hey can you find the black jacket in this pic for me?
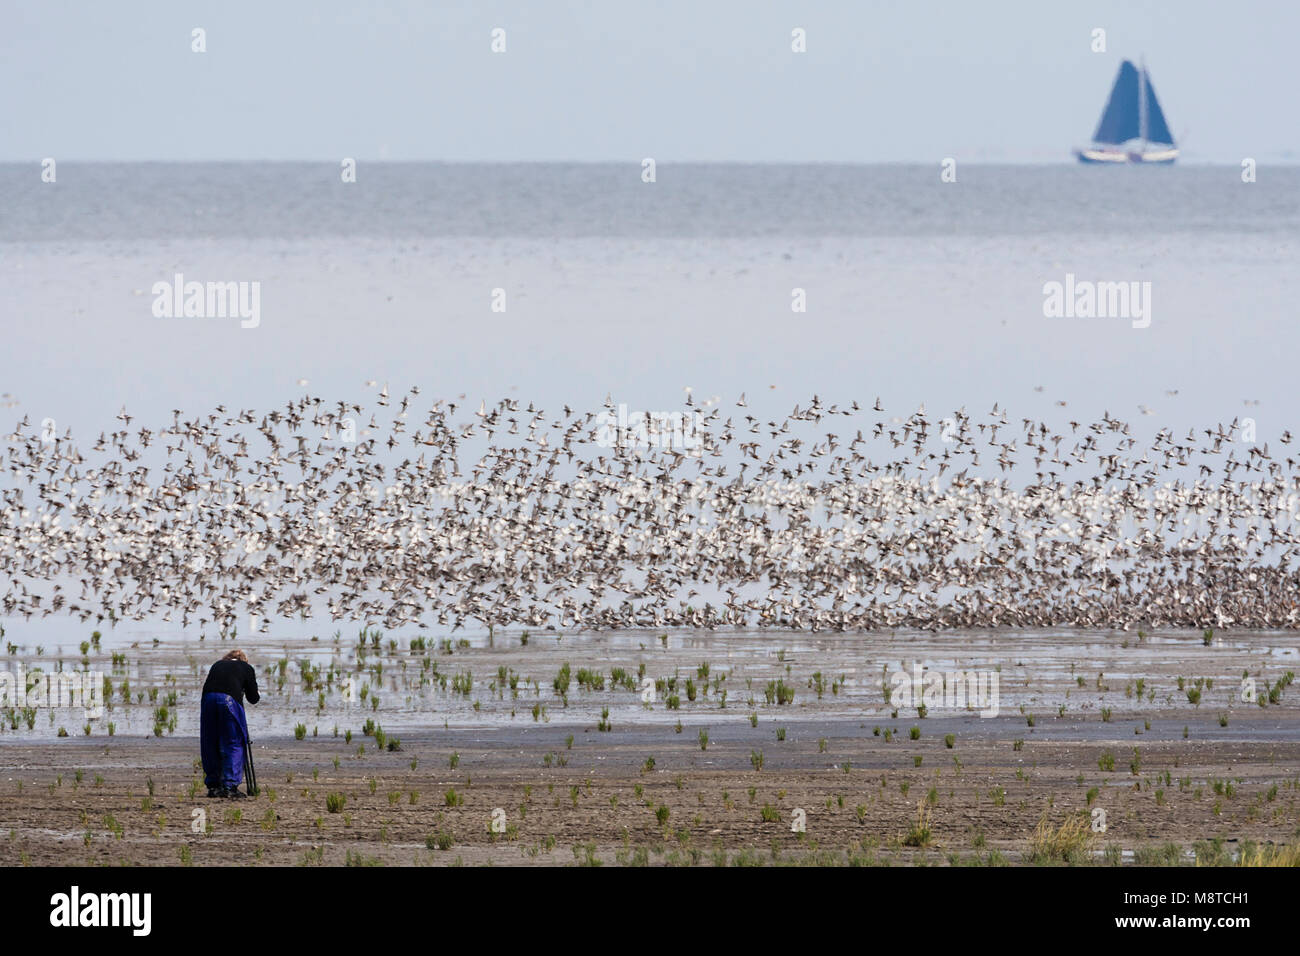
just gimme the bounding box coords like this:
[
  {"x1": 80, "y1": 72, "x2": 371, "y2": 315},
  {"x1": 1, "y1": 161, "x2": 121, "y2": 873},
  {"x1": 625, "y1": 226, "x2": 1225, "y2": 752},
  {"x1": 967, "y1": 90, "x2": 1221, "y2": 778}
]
[{"x1": 202, "y1": 659, "x2": 260, "y2": 705}]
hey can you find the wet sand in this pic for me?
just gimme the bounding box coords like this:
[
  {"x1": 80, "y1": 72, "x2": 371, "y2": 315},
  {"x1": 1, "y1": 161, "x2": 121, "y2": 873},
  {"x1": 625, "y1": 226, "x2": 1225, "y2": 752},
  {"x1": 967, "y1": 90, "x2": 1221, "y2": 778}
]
[{"x1": 2, "y1": 627, "x2": 1298, "y2": 865}]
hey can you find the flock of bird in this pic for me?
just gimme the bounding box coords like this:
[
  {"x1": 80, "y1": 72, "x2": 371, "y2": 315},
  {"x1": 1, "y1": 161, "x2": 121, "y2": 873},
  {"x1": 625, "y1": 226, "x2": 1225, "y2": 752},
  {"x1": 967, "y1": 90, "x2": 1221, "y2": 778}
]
[{"x1": 2, "y1": 387, "x2": 1299, "y2": 634}]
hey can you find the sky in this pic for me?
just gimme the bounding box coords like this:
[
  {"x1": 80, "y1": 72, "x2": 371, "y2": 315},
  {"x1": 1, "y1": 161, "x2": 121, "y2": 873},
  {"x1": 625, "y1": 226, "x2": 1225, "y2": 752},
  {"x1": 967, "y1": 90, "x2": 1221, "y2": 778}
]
[{"x1": 1, "y1": 0, "x2": 1295, "y2": 163}]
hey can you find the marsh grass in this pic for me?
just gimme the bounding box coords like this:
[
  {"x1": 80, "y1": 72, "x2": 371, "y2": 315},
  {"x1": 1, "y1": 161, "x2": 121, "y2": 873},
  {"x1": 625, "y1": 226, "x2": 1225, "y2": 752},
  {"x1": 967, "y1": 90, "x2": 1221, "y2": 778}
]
[
  {"x1": 902, "y1": 801, "x2": 932, "y2": 847},
  {"x1": 1026, "y1": 812, "x2": 1095, "y2": 865},
  {"x1": 1231, "y1": 841, "x2": 1300, "y2": 866},
  {"x1": 764, "y1": 679, "x2": 795, "y2": 706},
  {"x1": 1133, "y1": 842, "x2": 1184, "y2": 866}
]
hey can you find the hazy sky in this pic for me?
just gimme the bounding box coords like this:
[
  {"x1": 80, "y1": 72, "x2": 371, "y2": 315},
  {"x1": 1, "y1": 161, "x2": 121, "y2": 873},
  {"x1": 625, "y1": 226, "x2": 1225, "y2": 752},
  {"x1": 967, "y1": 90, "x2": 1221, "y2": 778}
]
[{"x1": 2, "y1": 0, "x2": 1294, "y2": 163}]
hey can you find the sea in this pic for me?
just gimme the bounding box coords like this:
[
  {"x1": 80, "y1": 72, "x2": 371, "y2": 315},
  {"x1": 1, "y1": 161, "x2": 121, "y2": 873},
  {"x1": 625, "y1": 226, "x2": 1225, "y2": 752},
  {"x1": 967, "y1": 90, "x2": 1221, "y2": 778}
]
[{"x1": 1, "y1": 161, "x2": 1298, "y2": 649}]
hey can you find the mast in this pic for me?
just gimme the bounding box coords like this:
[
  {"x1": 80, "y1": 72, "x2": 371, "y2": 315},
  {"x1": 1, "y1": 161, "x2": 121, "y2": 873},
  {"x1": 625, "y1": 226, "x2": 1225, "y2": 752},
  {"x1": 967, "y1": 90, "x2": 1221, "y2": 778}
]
[{"x1": 1138, "y1": 55, "x2": 1148, "y2": 149}]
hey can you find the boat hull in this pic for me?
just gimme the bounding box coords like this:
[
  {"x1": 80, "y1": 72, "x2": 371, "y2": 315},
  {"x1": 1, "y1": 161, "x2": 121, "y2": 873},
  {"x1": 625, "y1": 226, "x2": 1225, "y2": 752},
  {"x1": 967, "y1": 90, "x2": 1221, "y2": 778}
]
[{"x1": 1075, "y1": 146, "x2": 1178, "y2": 165}]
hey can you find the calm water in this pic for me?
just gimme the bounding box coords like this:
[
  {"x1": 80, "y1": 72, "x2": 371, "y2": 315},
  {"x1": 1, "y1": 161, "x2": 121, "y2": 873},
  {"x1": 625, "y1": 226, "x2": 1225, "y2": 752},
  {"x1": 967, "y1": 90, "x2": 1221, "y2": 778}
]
[
  {"x1": 2, "y1": 162, "x2": 1297, "y2": 240},
  {"x1": 2, "y1": 163, "x2": 1295, "y2": 440}
]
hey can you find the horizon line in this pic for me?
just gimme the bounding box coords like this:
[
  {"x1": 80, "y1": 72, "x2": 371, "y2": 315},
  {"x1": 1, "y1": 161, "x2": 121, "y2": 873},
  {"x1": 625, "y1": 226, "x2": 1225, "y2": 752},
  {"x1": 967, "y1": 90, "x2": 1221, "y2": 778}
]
[{"x1": 4, "y1": 157, "x2": 1297, "y2": 167}]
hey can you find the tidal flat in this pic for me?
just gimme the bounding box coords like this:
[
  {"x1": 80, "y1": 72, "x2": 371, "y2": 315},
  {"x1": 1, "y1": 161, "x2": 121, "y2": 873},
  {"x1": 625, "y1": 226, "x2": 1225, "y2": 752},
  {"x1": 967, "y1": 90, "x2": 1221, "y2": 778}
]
[{"x1": 2, "y1": 626, "x2": 1298, "y2": 866}]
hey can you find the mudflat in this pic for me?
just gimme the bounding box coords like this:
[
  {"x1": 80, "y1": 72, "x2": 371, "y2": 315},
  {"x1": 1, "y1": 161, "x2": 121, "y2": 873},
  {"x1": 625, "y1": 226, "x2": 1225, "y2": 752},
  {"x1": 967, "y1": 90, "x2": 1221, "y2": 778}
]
[{"x1": 2, "y1": 627, "x2": 1298, "y2": 866}]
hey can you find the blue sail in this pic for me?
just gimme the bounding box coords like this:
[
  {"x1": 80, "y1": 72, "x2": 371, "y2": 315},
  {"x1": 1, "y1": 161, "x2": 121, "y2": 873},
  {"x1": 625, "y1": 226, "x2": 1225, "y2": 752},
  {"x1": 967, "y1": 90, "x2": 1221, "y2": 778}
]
[
  {"x1": 1091, "y1": 61, "x2": 1141, "y2": 144},
  {"x1": 1090, "y1": 60, "x2": 1175, "y2": 147},
  {"x1": 1142, "y1": 70, "x2": 1174, "y2": 145}
]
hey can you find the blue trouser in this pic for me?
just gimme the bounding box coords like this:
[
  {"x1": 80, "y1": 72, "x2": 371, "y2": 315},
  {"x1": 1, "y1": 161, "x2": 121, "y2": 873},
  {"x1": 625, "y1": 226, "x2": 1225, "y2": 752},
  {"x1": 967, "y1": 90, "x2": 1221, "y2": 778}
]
[{"x1": 200, "y1": 692, "x2": 249, "y2": 790}]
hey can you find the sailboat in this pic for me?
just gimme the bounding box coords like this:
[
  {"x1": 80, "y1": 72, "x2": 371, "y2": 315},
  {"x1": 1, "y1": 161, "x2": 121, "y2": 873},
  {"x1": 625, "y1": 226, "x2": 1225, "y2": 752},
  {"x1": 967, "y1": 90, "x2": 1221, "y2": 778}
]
[{"x1": 1075, "y1": 59, "x2": 1178, "y2": 164}]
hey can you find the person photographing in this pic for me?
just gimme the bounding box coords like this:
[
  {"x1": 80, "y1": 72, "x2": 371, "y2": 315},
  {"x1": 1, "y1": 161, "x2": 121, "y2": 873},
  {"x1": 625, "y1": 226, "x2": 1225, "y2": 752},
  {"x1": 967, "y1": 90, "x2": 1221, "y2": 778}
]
[{"x1": 200, "y1": 649, "x2": 260, "y2": 798}]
